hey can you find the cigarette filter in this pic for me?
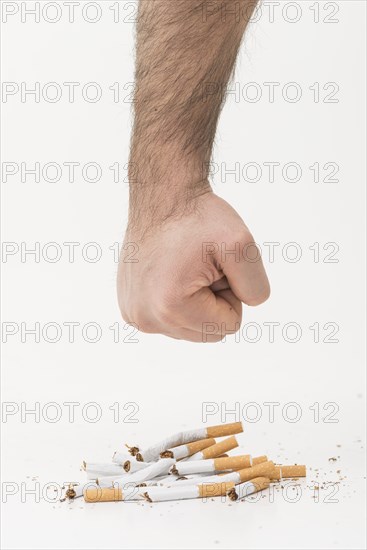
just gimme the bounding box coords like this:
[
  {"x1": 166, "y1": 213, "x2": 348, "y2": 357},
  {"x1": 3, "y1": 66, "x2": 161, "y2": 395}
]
[
  {"x1": 186, "y1": 436, "x2": 238, "y2": 461},
  {"x1": 64, "y1": 476, "x2": 130, "y2": 501},
  {"x1": 236, "y1": 461, "x2": 277, "y2": 483},
  {"x1": 270, "y1": 465, "x2": 281, "y2": 481},
  {"x1": 214, "y1": 455, "x2": 251, "y2": 471},
  {"x1": 280, "y1": 465, "x2": 306, "y2": 478},
  {"x1": 131, "y1": 422, "x2": 243, "y2": 462},
  {"x1": 142, "y1": 481, "x2": 235, "y2": 503},
  {"x1": 230, "y1": 455, "x2": 267, "y2": 470},
  {"x1": 228, "y1": 477, "x2": 270, "y2": 501},
  {"x1": 206, "y1": 422, "x2": 243, "y2": 438},
  {"x1": 84, "y1": 483, "x2": 142, "y2": 503},
  {"x1": 172, "y1": 455, "x2": 251, "y2": 476},
  {"x1": 84, "y1": 486, "x2": 123, "y2": 502},
  {"x1": 252, "y1": 455, "x2": 268, "y2": 465},
  {"x1": 160, "y1": 438, "x2": 216, "y2": 460}
]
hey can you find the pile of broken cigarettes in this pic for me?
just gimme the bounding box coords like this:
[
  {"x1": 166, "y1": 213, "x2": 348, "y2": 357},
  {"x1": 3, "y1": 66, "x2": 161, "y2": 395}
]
[{"x1": 63, "y1": 422, "x2": 306, "y2": 504}]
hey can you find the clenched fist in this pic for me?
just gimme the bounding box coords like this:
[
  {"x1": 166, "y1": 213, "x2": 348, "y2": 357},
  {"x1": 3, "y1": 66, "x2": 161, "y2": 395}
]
[{"x1": 117, "y1": 191, "x2": 270, "y2": 342}]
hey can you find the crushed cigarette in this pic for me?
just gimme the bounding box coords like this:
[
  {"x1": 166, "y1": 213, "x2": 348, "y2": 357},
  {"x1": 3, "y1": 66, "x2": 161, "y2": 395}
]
[
  {"x1": 60, "y1": 421, "x2": 307, "y2": 505},
  {"x1": 230, "y1": 477, "x2": 271, "y2": 500},
  {"x1": 97, "y1": 459, "x2": 175, "y2": 487},
  {"x1": 123, "y1": 460, "x2": 149, "y2": 473},
  {"x1": 141, "y1": 481, "x2": 235, "y2": 503},
  {"x1": 163, "y1": 461, "x2": 277, "y2": 488},
  {"x1": 130, "y1": 422, "x2": 244, "y2": 462},
  {"x1": 112, "y1": 451, "x2": 132, "y2": 464},
  {"x1": 171, "y1": 455, "x2": 252, "y2": 476},
  {"x1": 159, "y1": 437, "x2": 216, "y2": 460}
]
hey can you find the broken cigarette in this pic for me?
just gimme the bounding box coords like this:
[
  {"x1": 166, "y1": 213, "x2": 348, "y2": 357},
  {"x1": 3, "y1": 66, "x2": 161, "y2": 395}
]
[
  {"x1": 130, "y1": 422, "x2": 243, "y2": 462},
  {"x1": 227, "y1": 477, "x2": 270, "y2": 501},
  {"x1": 166, "y1": 461, "x2": 276, "y2": 487},
  {"x1": 63, "y1": 482, "x2": 93, "y2": 500},
  {"x1": 186, "y1": 436, "x2": 238, "y2": 461},
  {"x1": 142, "y1": 482, "x2": 235, "y2": 503},
  {"x1": 63, "y1": 477, "x2": 127, "y2": 501},
  {"x1": 171, "y1": 455, "x2": 251, "y2": 476},
  {"x1": 160, "y1": 438, "x2": 216, "y2": 460},
  {"x1": 84, "y1": 482, "x2": 143, "y2": 503},
  {"x1": 97, "y1": 458, "x2": 175, "y2": 487},
  {"x1": 123, "y1": 460, "x2": 149, "y2": 473},
  {"x1": 62, "y1": 419, "x2": 308, "y2": 508},
  {"x1": 112, "y1": 451, "x2": 132, "y2": 464}
]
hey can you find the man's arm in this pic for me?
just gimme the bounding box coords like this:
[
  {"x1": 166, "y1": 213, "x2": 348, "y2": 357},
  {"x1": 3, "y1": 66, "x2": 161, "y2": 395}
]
[{"x1": 118, "y1": 0, "x2": 270, "y2": 342}]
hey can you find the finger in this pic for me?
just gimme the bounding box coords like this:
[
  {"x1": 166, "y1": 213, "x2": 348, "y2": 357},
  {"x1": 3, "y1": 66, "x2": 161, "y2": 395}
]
[
  {"x1": 219, "y1": 235, "x2": 270, "y2": 306},
  {"x1": 183, "y1": 286, "x2": 242, "y2": 336},
  {"x1": 163, "y1": 327, "x2": 224, "y2": 343},
  {"x1": 210, "y1": 276, "x2": 230, "y2": 293}
]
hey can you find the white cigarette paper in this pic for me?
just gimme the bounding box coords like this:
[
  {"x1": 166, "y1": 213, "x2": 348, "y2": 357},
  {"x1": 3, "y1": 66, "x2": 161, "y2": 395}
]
[
  {"x1": 141, "y1": 481, "x2": 235, "y2": 503},
  {"x1": 98, "y1": 458, "x2": 175, "y2": 486},
  {"x1": 123, "y1": 460, "x2": 149, "y2": 473},
  {"x1": 160, "y1": 438, "x2": 216, "y2": 460},
  {"x1": 130, "y1": 422, "x2": 243, "y2": 462},
  {"x1": 112, "y1": 451, "x2": 136, "y2": 464}
]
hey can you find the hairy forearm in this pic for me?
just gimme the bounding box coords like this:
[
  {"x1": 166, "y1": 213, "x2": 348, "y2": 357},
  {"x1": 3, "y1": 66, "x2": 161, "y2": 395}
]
[
  {"x1": 118, "y1": 0, "x2": 270, "y2": 341},
  {"x1": 129, "y1": 0, "x2": 258, "y2": 229}
]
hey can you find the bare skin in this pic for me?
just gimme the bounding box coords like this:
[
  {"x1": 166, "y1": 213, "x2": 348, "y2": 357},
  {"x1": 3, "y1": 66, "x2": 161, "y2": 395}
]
[{"x1": 118, "y1": 0, "x2": 270, "y2": 342}]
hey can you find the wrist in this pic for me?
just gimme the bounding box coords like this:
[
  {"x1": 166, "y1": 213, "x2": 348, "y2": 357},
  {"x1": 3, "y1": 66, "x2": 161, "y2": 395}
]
[
  {"x1": 128, "y1": 178, "x2": 212, "y2": 238},
  {"x1": 127, "y1": 145, "x2": 212, "y2": 235}
]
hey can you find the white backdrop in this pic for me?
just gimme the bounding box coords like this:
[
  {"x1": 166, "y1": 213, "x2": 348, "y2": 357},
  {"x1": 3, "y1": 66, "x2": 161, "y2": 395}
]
[{"x1": 1, "y1": 1, "x2": 366, "y2": 549}]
